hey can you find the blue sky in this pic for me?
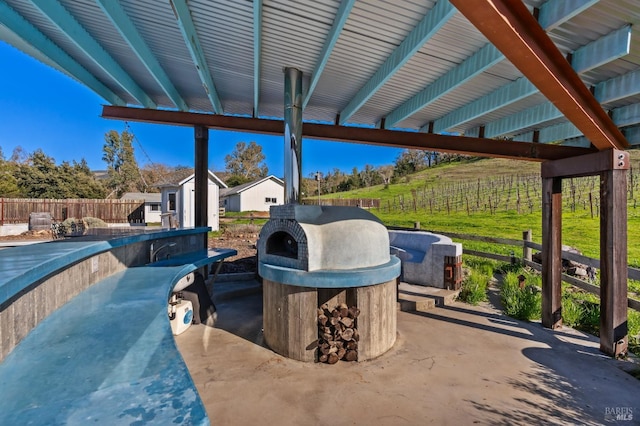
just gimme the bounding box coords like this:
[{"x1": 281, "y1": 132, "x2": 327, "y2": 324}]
[{"x1": 0, "y1": 42, "x2": 402, "y2": 178}]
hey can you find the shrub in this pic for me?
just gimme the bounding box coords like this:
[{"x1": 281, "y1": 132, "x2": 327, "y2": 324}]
[
  {"x1": 562, "y1": 297, "x2": 582, "y2": 327},
  {"x1": 501, "y1": 271, "x2": 541, "y2": 321},
  {"x1": 82, "y1": 217, "x2": 107, "y2": 228},
  {"x1": 629, "y1": 310, "x2": 640, "y2": 355},
  {"x1": 458, "y1": 269, "x2": 489, "y2": 305},
  {"x1": 463, "y1": 256, "x2": 495, "y2": 277}
]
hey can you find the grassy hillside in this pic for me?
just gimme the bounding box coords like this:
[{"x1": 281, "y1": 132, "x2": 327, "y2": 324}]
[{"x1": 321, "y1": 151, "x2": 640, "y2": 267}]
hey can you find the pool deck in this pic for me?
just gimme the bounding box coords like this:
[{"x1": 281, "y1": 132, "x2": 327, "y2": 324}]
[{"x1": 177, "y1": 279, "x2": 640, "y2": 425}]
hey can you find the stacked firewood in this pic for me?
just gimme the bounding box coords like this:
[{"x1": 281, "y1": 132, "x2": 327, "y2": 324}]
[{"x1": 317, "y1": 303, "x2": 360, "y2": 364}]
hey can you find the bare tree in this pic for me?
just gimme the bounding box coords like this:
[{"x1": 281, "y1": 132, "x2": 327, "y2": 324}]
[{"x1": 224, "y1": 141, "x2": 268, "y2": 186}]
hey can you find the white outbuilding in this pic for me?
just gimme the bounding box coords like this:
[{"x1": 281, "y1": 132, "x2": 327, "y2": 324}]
[
  {"x1": 220, "y1": 175, "x2": 284, "y2": 212},
  {"x1": 157, "y1": 170, "x2": 227, "y2": 230}
]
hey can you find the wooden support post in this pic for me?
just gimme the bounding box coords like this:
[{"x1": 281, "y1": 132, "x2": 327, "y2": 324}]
[
  {"x1": 599, "y1": 168, "x2": 628, "y2": 357},
  {"x1": 542, "y1": 177, "x2": 563, "y2": 329},
  {"x1": 523, "y1": 229, "x2": 532, "y2": 262},
  {"x1": 194, "y1": 125, "x2": 209, "y2": 232}
]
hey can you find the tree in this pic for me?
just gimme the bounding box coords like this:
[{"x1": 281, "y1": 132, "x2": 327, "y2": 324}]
[
  {"x1": 378, "y1": 165, "x2": 394, "y2": 187},
  {"x1": 224, "y1": 141, "x2": 268, "y2": 186},
  {"x1": 102, "y1": 130, "x2": 143, "y2": 197},
  {"x1": 0, "y1": 147, "x2": 21, "y2": 197},
  {"x1": 68, "y1": 159, "x2": 106, "y2": 198},
  {"x1": 394, "y1": 149, "x2": 427, "y2": 177},
  {"x1": 15, "y1": 149, "x2": 64, "y2": 198}
]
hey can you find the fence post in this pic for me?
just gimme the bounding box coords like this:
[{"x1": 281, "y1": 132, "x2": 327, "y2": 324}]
[
  {"x1": 413, "y1": 221, "x2": 420, "y2": 230},
  {"x1": 523, "y1": 229, "x2": 532, "y2": 262}
]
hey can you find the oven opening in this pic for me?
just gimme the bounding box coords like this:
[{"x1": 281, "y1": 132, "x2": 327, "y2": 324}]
[{"x1": 266, "y1": 231, "x2": 298, "y2": 259}]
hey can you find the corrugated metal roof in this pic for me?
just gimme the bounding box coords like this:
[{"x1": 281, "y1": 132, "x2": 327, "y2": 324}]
[{"x1": 1, "y1": 0, "x2": 639, "y2": 147}]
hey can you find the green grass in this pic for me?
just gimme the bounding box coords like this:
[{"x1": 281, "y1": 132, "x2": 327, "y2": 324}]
[
  {"x1": 501, "y1": 271, "x2": 542, "y2": 321},
  {"x1": 323, "y1": 154, "x2": 640, "y2": 267}
]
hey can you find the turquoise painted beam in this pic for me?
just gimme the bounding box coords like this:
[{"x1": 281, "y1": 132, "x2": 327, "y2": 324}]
[
  {"x1": 0, "y1": 2, "x2": 124, "y2": 105},
  {"x1": 253, "y1": 0, "x2": 262, "y2": 117},
  {"x1": 170, "y1": 0, "x2": 223, "y2": 114},
  {"x1": 96, "y1": 0, "x2": 188, "y2": 111},
  {"x1": 595, "y1": 68, "x2": 640, "y2": 104},
  {"x1": 531, "y1": 102, "x2": 640, "y2": 143},
  {"x1": 384, "y1": 43, "x2": 503, "y2": 129},
  {"x1": 303, "y1": 0, "x2": 356, "y2": 110},
  {"x1": 483, "y1": 102, "x2": 562, "y2": 138},
  {"x1": 537, "y1": 0, "x2": 598, "y2": 31},
  {"x1": 431, "y1": 77, "x2": 537, "y2": 133},
  {"x1": 571, "y1": 25, "x2": 631, "y2": 74},
  {"x1": 624, "y1": 126, "x2": 640, "y2": 145},
  {"x1": 29, "y1": 0, "x2": 155, "y2": 108},
  {"x1": 338, "y1": 0, "x2": 456, "y2": 125},
  {"x1": 463, "y1": 26, "x2": 632, "y2": 138},
  {"x1": 430, "y1": 0, "x2": 604, "y2": 134},
  {"x1": 96, "y1": 0, "x2": 189, "y2": 111}
]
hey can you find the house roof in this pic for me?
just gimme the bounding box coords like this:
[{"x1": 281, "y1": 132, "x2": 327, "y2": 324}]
[
  {"x1": 120, "y1": 192, "x2": 161, "y2": 203},
  {"x1": 2, "y1": 0, "x2": 639, "y2": 160},
  {"x1": 156, "y1": 170, "x2": 227, "y2": 189},
  {"x1": 220, "y1": 175, "x2": 284, "y2": 197}
]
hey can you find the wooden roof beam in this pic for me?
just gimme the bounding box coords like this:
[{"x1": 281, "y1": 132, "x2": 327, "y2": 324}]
[{"x1": 102, "y1": 105, "x2": 596, "y2": 162}]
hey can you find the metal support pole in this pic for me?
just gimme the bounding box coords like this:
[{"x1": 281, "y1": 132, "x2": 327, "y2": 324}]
[
  {"x1": 194, "y1": 125, "x2": 209, "y2": 233},
  {"x1": 541, "y1": 177, "x2": 563, "y2": 329},
  {"x1": 284, "y1": 67, "x2": 303, "y2": 204},
  {"x1": 599, "y1": 168, "x2": 628, "y2": 357}
]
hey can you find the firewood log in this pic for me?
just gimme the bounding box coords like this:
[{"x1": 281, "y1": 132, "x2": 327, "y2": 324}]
[
  {"x1": 345, "y1": 350, "x2": 358, "y2": 362},
  {"x1": 348, "y1": 306, "x2": 360, "y2": 318},
  {"x1": 327, "y1": 345, "x2": 338, "y2": 355},
  {"x1": 340, "y1": 317, "x2": 353, "y2": 328},
  {"x1": 319, "y1": 354, "x2": 328, "y2": 363},
  {"x1": 317, "y1": 308, "x2": 324, "y2": 316},
  {"x1": 338, "y1": 303, "x2": 348, "y2": 310},
  {"x1": 318, "y1": 314, "x2": 328, "y2": 326},
  {"x1": 331, "y1": 309, "x2": 340, "y2": 318},
  {"x1": 352, "y1": 329, "x2": 360, "y2": 341},
  {"x1": 330, "y1": 316, "x2": 340, "y2": 326},
  {"x1": 346, "y1": 341, "x2": 358, "y2": 350},
  {"x1": 339, "y1": 306, "x2": 349, "y2": 318},
  {"x1": 341, "y1": 328, "x2": 354, "y2": 341},
  {"x1": 337, "y1": 347, "x2": 346, "y2": 360},
  {"x1": 327, "y1": 353, "x2": 339, "y2": 364}
]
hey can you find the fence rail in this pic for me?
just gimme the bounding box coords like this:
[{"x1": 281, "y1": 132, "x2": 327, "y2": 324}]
[
  {"x1": 0, "y1": 198, "x2": 145, "y2": 225},
  {"x1": 389, "y1": 225, "x2": 640, "y2": 312},
  {"x1": 302, "y1": 198, "x2": 380, "y2": 208}
]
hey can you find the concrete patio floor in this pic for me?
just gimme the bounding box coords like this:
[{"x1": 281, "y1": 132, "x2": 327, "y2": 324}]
[{"x1": 175, "y1": 280, "x2": 640, "y2": 425}]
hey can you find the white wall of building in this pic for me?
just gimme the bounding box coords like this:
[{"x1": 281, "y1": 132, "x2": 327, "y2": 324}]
[
  {"x1": 240, "y1": 179, "x2": 283, "y2": 211},
  {"x1": 160, "y1": 176, "x2": 221, "y2": 231}
]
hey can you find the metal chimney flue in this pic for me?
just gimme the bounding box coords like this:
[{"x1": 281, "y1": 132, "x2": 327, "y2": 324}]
[{"x1": 284, "y1": 67, "x2": 303, "y2": 204}]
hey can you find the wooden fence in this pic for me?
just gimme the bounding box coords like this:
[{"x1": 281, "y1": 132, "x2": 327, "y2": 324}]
[
  {"x1": 302, "y1": 198, "x2": 380, "y2": 208},
  {"x1": 389, "y1": 226, "x2": 640, "y2": 312},
  {"x1": 0, "y1": 198, "x2": 145, "y2": 225}
]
